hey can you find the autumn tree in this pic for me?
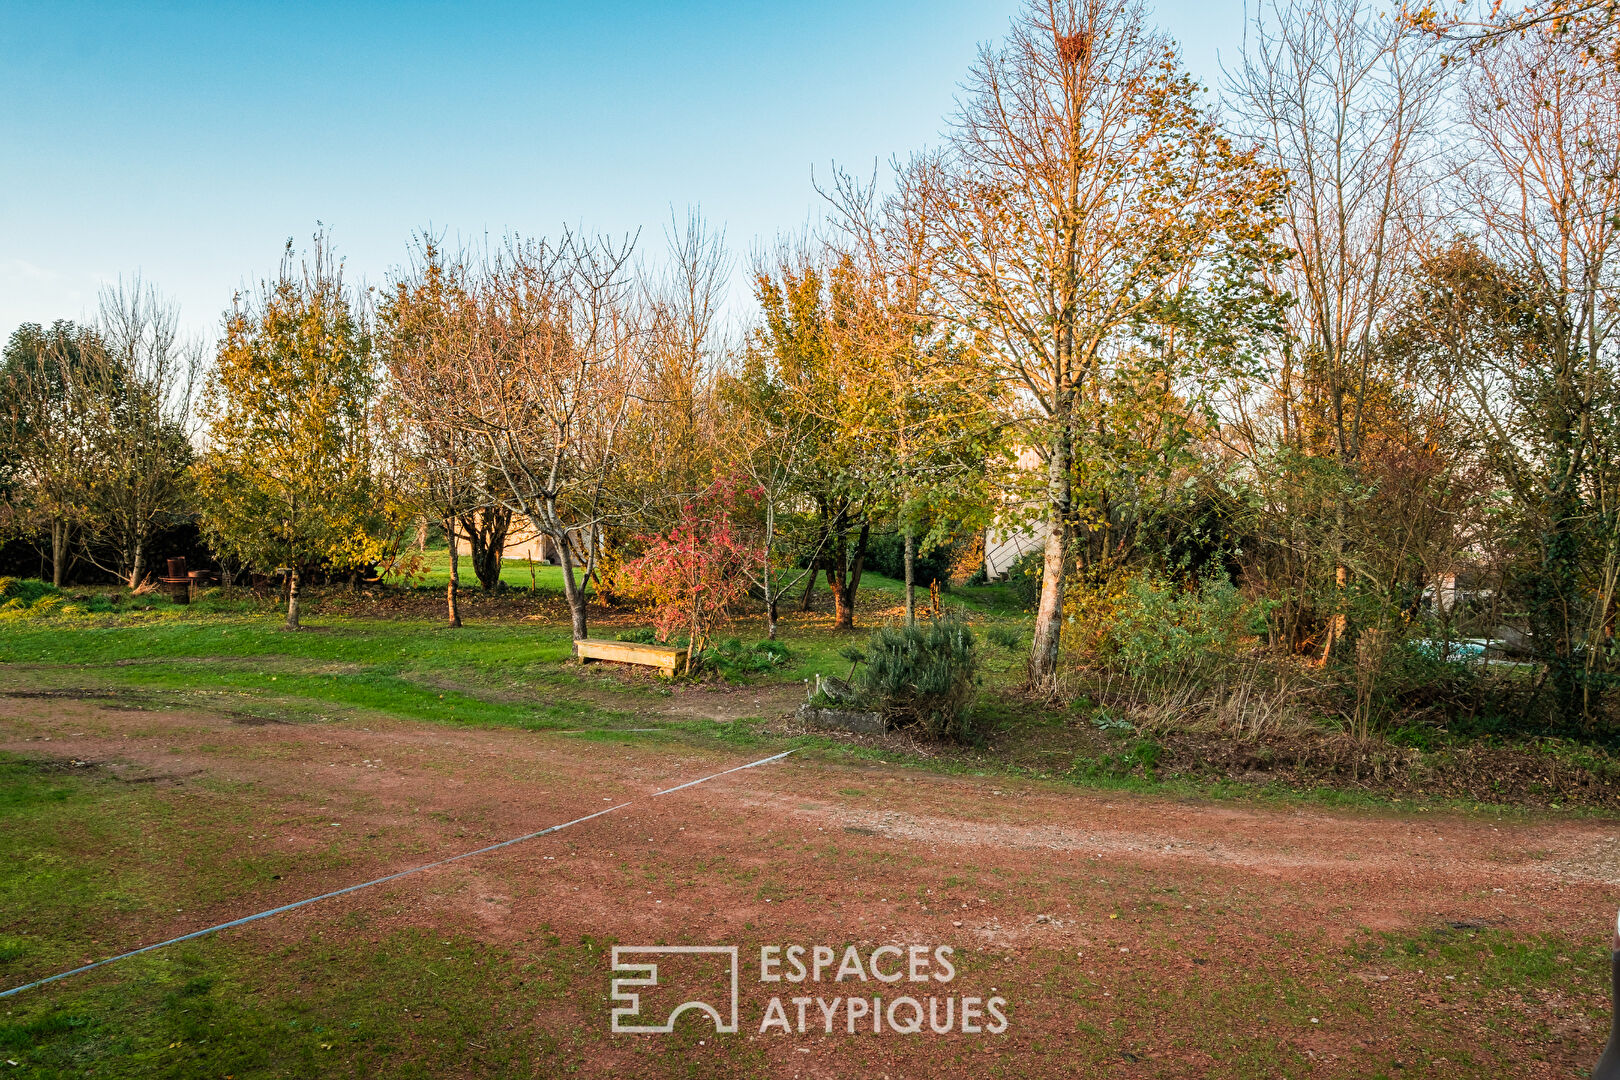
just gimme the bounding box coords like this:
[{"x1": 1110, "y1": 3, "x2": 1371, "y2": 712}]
[
  {"x1": 823, "y1": 171, "x2": 1003, "y2": 625},
  {"x1": 451, "y1": 231, "x2": 647, "y2": 642},
  {"x1": 0, "y1": 320, "x2": 103, "y2": 585},
  {"x1": 905, "y1": 0, "x2": 1286, "y2": 690},
  {"x1": 378, "y1": 238, "x2": 483, "y2": 626},
  {"x1": 750, "y1": 249, "x2": 907, "y2": 631},
  {"x1": 719, "y1": 339, "x2": 826, "y2": 640},
  {"x1": 196, "y1": 236, "x2": 389, "y2": 629},
  {"x1": 618, "y1": 475, "x2": 763, "y2": 673},
  {"x1": 1225, "y1": 0, "x2": 1447, "y2": 663}
]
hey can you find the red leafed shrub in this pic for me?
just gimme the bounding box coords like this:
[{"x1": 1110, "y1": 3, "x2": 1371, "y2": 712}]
[{"x1": 618, "y1": 476, "x2": 764, "y2": 674}]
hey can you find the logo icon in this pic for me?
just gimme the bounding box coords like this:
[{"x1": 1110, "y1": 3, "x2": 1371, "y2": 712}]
[{"x1": 610, "y1": 946, "x2": 739, "y2": 1034}]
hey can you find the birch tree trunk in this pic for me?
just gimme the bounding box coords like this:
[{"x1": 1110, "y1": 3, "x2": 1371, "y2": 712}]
[
  {"x1": 285, "y1": 567, "x2": 301, "y2": 630},
  {"x1": 445, "y1": 517, "x2": 462, "y2": 628},
  {"x1": 127, "y1": 536, "x2": 145, "y2": 590},
  {"x1": 1029, "y1": 414, "x2": 1072, "y2": 691}
]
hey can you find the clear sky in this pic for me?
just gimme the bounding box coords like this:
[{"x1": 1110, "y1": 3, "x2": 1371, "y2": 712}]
[{"x1": 0, "y1": 1, "x2": 1251, "y2": 345}]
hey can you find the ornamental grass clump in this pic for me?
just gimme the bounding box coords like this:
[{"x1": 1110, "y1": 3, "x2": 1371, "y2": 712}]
[{"x1": 853, "y1": 620, "x2": 982, "y2": 743}]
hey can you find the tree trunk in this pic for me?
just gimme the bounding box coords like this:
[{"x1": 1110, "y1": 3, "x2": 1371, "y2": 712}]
[
  {"x1": 1317, "y1": 490, "x2": 1349, "y2": 665},
  {"x1": 762, "y1": 504, "x2": 779, "y2": 640},
  {"x1": 459, "y1": 507, "x2": 513, "y2": 591},
  {"x1": 799, "y1": 566, "x2": 819, "y2": 612},
  {"x1": 1538, "y1": 488, "x2": 1582, "y2": 728},
  {"x1": 565, "y1": 575, "x2": 588, "y2": 641},
  {"x1": 127, "y1": 536, "x2": 145, "y2": 590},
  {"x1": 831, "y1": 523, "x2": 870, "y2": 632},
  {"x1": 550, "y1": 515, "x2": 588, "y2": 642},
  {"x1": 904, "y1": 530, "x2": 917, "y2": 626},
  {"x1": 831, "y1": 579, "x2": 854, "y2": 629},
  {"x1": 285, "y1": 567, "x2": 301, "y2": 630},
  {"x1": 50, "y1": 519, "x2": 67, "y2": 588},
  {"x1": 1029, "y1": 418, "x2": 1073, "y2": 692},
  {"x1": 851, "y1": 522, "x2": 868, "y2": 601},
  {"x1": 446, "y1": 517, "x2": 462, "y2": 628},
  {"x1": 685, "y1": 593, "x2": 702, "y2": 675}
]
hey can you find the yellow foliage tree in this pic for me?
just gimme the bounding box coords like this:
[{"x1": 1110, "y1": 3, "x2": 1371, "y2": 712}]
[{"x1": 196, "y1": 236, "x2": 390, "y2": 629}]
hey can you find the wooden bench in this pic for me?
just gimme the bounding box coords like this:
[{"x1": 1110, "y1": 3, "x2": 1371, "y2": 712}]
[{"x1": 575, "y1": 638, "x2": 682, "y2": 677}]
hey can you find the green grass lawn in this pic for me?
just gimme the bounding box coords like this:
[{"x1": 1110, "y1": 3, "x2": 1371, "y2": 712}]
[
  {"x1": 388, "y1": 546, "x2": 574, "y2": 593},
  {"x1": 0, "y1": 588, "x2": 1576, "y2": 817},
  {"x1": 0, "y1": 618, "x2": 641, "y2": 732},
  {"x1": 0, "y1": 754, "x2": 646, "y2": 1079},
  {"x1": 388, "y1": 544, "x2": 1029, "y2": 620}
]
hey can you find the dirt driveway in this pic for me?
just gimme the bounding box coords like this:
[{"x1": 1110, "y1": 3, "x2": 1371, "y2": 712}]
[{"x1": 3, "y1": 689, "x2": 1616, "y2": 1078}]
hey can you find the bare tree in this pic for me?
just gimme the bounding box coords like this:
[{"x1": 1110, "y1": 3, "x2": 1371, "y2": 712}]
[
  {"x1": 1442, "y1": 28, "x2": 1620, "y2": 722},
  {"x1": 620, "y1": 209, "x2": 732, "y2": 516},
  {"x1": 454, "y1": 231, "x2": 647, "y2": 641},
  {"x1": 80, "y1": 278, "x2": 201, "y2": 587},
  {"x1": 907, "y1": 0, "x2": 1285, "y2": 690},
  {"x1": 1225, "y1": 0, "x2": 1447, "y2": 660}
]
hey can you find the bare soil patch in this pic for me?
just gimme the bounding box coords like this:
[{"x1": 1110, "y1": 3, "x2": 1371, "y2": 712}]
[{"x1": 2, "y1": 690, "x2": 1616, "y2": 1077}]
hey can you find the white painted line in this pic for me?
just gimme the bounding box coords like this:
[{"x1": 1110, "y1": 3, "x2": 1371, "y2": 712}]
[{"x1": 1, "y1": 748, "x2": 796, "y2": 998}]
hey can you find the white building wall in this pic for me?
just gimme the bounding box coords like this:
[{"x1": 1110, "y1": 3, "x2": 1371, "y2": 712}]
[
  {"x1": 450, "y1": 515, "x2": 558, "y2": 564},
  {"x1": 985, "y1": 520, "x2": 1047, "y2": 578},
  {"x1": 984, "y1": 445, "x2": 1047, "y2": 579}
]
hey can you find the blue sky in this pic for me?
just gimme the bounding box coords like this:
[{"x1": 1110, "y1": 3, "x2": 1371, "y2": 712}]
[{"x1": 0, "y1": 1, "x2": 1250, "y2": 343}]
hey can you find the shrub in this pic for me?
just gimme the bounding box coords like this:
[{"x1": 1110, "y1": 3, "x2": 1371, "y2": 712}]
[
  {"x1": 617, "y1": 476, "x2": 764, "y2": 674},
  {"x1": 0, "y1": 578, "x2": 58, "y2": 607},
  {"x1": 752, "y1": 638, "x2": 790, "y2": 663},
  {"x1": 1006, "y1": 549, "x2": 1043, "y2": 608},
  {"x1": 1095, "y1": 572, "x2": 1264, "y2": 684},
  {"x1": 616, "y1": 627, "x2": 657, "y2": 644},
  {"x1": 852, "y1": 620, "x2": 983, "y2": 742},
  {"x1": 705, "y1": 638, "x2": 791, "y2": 678},
  {"x1": 1346, "y1": 632, "x2": 1484, "y2": 736}
]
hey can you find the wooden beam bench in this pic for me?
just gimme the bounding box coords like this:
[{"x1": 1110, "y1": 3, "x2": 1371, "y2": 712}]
[{"x1": 575, "y1": 638, "x2": 682, "y2": 677}]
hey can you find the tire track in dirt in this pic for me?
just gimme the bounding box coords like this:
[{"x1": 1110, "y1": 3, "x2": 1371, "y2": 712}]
[{"x1": 5, "y1": 687, "x2": 1619, "y2": 1077}]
